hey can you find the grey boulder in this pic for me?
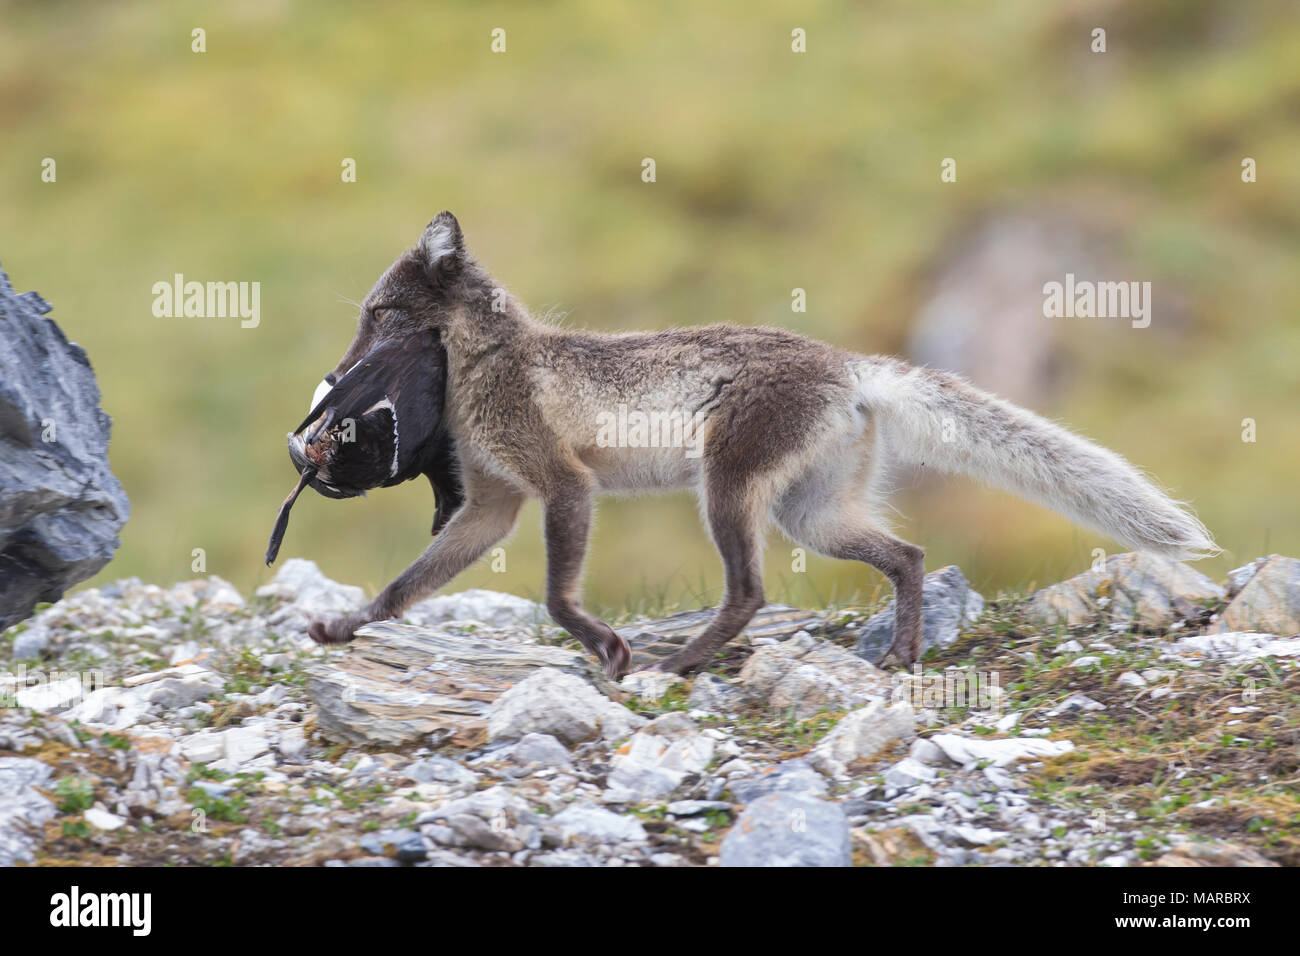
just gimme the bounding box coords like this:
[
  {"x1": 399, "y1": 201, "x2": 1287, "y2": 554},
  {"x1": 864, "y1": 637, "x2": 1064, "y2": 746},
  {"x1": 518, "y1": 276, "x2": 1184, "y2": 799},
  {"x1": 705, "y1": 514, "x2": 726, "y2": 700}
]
[
  {"x1": 856, "y1": 565, "x2": 984, "y2": 663},
  {"x1": 1027, "y1": 552, "x2": 1223, "y2": 630},
  {"x1": 0, "y1": 757, "x2": 57, "y2": 866},
  {"x1": 720, "y1": 792, "x2": 851, "y2": 867},
  {"x1": 0, "y1": 267, "x2": 129, "y2": 630},
  {"x1": 1211, "y1": 555, "x2": 1300, "y2": 636}
]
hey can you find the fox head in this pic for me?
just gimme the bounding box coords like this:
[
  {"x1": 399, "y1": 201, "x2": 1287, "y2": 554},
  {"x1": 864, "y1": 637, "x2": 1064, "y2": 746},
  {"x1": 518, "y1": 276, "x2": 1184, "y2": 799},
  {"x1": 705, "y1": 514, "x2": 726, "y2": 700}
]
[{"x1": 324, "y1": 211, "x2": 488, "y2": 386}]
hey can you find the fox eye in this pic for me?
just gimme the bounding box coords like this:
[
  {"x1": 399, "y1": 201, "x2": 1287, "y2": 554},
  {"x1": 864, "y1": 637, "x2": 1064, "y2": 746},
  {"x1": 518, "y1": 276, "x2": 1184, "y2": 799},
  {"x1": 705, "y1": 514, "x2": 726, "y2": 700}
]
[{"x1": 372, "y1": 308, "x2": 388, "y2": 323}]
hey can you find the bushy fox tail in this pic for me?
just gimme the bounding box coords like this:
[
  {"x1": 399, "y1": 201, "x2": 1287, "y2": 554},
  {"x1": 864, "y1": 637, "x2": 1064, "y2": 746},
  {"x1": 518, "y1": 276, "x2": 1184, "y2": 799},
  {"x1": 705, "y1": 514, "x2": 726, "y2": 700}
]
[{"x1": 852, "y1": 357, "x2": 1218, "y2": 560}]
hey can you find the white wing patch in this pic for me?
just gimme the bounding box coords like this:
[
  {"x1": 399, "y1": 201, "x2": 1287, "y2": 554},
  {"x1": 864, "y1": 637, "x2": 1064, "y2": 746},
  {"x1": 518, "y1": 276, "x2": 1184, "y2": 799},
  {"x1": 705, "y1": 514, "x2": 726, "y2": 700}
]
[{"x1": 310, "y1": 378, "x2": 332, "y2": 412}]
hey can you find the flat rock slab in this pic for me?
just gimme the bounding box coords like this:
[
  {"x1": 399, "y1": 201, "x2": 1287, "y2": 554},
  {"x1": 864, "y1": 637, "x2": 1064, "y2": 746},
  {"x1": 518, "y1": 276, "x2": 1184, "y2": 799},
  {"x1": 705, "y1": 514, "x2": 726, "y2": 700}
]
[
  {"x1": 1162, "y1": 632, "x2": 1300, "y2": 663},
  {"x1": 623, "y1": 604, "x2": 825, "y2": 671},
  {"x1": 1151, "y1": 841, "x2": 1279, "y2": 867},
  {"x1": 306, "y1": 622, "x2": 610, "y2": 748},
  {"x1": 307, "y1": 605, "x2": 828, "y2": 748},
  {"x1": 1027, "y1": 552, "x2": 1224, "y2": 630}
]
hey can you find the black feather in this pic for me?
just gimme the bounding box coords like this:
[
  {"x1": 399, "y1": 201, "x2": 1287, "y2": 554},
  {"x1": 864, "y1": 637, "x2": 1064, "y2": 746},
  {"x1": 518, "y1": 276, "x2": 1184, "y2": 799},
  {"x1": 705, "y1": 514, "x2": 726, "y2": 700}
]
[{"x1": 265, "y1": 467, "x2": 315, "y2": 565}]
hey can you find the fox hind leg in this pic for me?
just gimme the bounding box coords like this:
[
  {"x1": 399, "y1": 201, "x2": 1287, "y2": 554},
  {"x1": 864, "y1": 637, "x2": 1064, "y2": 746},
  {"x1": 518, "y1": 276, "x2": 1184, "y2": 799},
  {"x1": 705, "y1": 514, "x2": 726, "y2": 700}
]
[
  {"x1": 827, "y1": 528, "x2": 925, "y2": 666},
  {"x1": 774, "y1": 467, "x2": 926, "y2": 667}
]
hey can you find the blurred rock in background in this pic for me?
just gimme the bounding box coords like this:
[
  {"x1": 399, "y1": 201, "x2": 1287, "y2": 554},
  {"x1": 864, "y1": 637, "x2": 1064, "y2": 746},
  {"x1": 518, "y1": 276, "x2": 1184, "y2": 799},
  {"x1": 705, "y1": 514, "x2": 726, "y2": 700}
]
[
  {"x1": 906, "y1": 205, "x2": 1192, "y2": 407},
  {"x1": 907, "y1": 211, "x2": 1092, "y2": 407}
]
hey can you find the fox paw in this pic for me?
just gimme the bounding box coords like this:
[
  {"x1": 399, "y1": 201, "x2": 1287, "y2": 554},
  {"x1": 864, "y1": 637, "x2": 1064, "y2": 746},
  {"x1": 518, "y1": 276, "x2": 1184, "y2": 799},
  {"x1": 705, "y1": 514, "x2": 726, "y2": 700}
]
[
  {"x1": 308, "y1": 615, "x2": 364, "y2": 646},
  {"x1": 654, "y1": 650, "x2": 704, "y2": 677},
  {"x1": 879, "y1": 639, "x2": 919, "y2": 671},
  {"x1": 597, "y1": 628, "x2": 633, "y2": 681}
]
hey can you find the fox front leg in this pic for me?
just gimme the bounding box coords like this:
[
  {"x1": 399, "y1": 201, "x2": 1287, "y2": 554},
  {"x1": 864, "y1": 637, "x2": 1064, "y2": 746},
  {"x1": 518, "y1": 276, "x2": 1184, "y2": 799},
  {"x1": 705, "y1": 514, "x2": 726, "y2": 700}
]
[{"x1": 308, "y1": 485, "x2": 523, "y2": 645}]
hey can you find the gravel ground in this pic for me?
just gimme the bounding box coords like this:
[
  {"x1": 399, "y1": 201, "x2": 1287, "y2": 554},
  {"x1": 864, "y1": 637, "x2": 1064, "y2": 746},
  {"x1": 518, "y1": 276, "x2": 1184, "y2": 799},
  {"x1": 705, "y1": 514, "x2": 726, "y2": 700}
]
[{"x1": 1, "y1": 554, "x2": 1295, "y2": 867}]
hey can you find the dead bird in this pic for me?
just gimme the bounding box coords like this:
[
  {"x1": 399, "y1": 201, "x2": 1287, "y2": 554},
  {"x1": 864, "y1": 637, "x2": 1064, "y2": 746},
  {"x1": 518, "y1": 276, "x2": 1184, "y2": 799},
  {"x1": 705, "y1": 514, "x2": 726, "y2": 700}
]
[{"x1": 264, "y1": 329, "x2": 462, "y2": 565}]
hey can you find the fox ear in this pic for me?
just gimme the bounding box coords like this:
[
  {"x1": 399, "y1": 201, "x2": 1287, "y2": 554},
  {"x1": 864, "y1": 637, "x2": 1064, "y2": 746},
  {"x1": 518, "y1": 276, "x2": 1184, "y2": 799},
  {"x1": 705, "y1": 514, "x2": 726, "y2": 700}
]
[{"x1": 419, "y1": 211, "x2": 465, "y2": 278}]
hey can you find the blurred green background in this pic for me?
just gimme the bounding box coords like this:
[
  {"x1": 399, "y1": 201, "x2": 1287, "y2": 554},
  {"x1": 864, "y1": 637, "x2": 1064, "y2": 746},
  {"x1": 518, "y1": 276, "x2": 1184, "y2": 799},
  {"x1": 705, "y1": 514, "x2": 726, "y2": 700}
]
[{"x1": 1, "y1": 0, "x2": 1296, "y2": 614}]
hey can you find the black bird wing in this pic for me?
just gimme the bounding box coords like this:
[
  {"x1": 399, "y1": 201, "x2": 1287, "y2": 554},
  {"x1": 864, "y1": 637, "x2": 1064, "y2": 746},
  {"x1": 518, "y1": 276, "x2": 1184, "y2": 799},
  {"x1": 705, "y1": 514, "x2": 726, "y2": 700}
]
[
  {"x1": 269, "y1": 330, "x2": 462, "y2": 565},
  {"x1": 370, "y1": 331, "x2": 463, "y2": 530},
  {"x1": 294, "y1": 329, "x2": 447, "y2": 481}
]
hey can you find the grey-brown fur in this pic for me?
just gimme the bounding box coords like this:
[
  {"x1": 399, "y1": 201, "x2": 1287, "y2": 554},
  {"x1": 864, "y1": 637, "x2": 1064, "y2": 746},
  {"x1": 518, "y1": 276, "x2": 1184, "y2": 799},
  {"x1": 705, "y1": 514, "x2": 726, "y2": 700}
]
[{"x1": 307, "y1": 212, "x2": 1217, "y2": 676}]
